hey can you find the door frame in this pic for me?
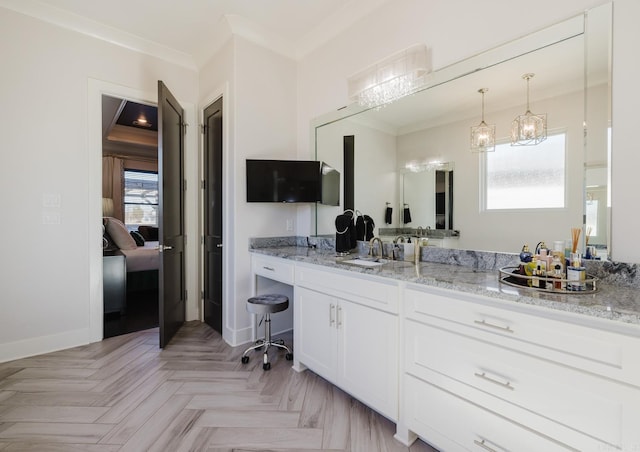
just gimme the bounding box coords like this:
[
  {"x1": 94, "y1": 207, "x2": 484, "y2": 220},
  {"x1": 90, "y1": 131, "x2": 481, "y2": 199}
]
[
  {"x1": 199, "y1": 84, "x2": 232, "y2": 343},
  {"x1": 87, "y1": 78, "x2": 199, "y2": 343}
]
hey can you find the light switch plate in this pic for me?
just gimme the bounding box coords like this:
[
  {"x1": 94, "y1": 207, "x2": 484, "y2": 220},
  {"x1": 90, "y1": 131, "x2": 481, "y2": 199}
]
[
  {"x1": 42, "y1": 212, "x2": 61, "y2": 224},
  {"x1": 43, "y1": 193, "x2": 61, "y2": 208}
]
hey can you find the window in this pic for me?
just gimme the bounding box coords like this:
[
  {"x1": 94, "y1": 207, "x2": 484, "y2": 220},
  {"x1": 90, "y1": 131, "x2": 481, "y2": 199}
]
[
  {"x1": 484, "y1": 133, "x2": 566, "y2": 210},
  {"x1": 124, "y1": 170, "x2": 158, "y2": 229}
]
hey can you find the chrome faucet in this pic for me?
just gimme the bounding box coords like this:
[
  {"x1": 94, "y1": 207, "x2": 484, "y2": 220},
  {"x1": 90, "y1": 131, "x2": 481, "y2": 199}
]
[
  {"x1": 416, "y1": 226, "x2": 424, "y2": 237},
  {"x1": 369, "y1": 237, "x2": 385, "y2": 258},
  {"x1": 393, "y1": 235, "x2": 406, "y2": 244}
]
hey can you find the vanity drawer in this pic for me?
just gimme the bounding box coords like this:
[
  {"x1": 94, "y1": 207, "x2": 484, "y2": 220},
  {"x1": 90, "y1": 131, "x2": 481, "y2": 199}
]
[
  {"x1": 405, "y1": 319, "x2": 629, "y2": 448},
  {"x1": 404, "y1": 374, "x2": 573, "y2": 452},
  {"x1": 252, "y1": 255, "x2": 294, "y2": 285},
  {"x1": 404, "y1": 285, "x2": 640, "y2": 385},
  {"x1": 295, "y1": 264, "x2": 398, "y2": 313}
]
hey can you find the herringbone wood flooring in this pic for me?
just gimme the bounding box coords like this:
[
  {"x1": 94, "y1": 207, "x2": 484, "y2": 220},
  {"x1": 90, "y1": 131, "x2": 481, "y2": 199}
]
[{"x1": 0, "y1": 321, "x2": 436, "y2": 451}]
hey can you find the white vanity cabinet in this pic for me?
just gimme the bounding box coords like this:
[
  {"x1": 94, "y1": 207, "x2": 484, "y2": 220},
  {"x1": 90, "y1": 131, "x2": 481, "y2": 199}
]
[
  {"x1": 294, "y1": 264, "x2": 399, "y2": 421},
  {"x1": 400, "y1": 284, "x2": 640, "y2": 452}
]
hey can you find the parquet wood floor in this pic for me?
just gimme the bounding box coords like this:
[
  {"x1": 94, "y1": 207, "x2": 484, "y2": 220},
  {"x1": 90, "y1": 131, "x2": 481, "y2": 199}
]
[{"x1": 0, "y1": 321, "x2": 436, "y2": 451}]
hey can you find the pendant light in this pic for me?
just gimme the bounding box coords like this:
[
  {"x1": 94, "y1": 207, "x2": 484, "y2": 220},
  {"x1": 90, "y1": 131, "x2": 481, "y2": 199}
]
[
  {"x1": 470, "y1": 88, "x2": 495, "y2": 152},
  {"x1": 511, "y1": 73, "x2": 547, "y2": 146}
]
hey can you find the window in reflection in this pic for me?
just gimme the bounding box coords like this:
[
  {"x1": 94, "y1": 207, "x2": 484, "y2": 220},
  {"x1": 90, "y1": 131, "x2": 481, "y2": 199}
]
[
  {"x1": 484, "y1": 133, "x2": 566, "y2": 210},
  {"x1": 586, "y1": 199, "x2": 599, "y2": 236}
]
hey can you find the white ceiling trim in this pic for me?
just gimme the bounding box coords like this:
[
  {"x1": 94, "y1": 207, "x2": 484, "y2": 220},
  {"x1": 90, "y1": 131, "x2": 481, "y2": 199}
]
[
  {"x1": 1, "y1": 0, "x2": 395, "y2": 68},
  {"x1": 0, "y1": 0, "x2": 198, "y2": 70}
]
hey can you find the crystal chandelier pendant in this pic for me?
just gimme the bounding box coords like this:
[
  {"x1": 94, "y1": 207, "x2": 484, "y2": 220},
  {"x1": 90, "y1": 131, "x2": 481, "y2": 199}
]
[
  {"x1": 347, "y1": 44, "x2": 429, "y2": 109},
  {"x1": 470, "y1": 88, "x2": 495, "y2": 152},
  {"x1": 511, "y1": 73, "x2": 547, "y2": 146}
]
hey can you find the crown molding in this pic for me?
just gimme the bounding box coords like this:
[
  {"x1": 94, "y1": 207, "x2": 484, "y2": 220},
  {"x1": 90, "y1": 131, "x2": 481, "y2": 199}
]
[
  {"x1": 1, "y1": 0, "x2": 394, "y2": 68},
  {"x1": 0, "y1": 0, "x2": 197, "y2": 70}
]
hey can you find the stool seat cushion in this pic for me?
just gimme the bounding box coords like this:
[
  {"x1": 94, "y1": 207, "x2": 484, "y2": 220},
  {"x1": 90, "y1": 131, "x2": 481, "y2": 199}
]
[{"x1": 246, "y1": 294, "x2": 289, "y2": 315}]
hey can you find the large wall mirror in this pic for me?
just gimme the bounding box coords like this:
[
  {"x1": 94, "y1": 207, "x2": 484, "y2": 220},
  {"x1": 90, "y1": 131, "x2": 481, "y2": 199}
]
[{"x1": 313, "y1": 3, "x2": 611, "y2": 257}]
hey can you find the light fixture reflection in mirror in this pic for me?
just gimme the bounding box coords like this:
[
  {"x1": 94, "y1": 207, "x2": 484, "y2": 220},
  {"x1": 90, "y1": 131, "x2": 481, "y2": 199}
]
[
  {"x1": 470, "y1": 88, "x2": 496, "y2": 152},
  {"x1": 511, "y1": 73, "x2": 547, "y2": 146}
]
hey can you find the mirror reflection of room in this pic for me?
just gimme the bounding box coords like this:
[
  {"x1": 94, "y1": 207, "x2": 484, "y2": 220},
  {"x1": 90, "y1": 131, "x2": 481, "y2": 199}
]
[
  {"x1": 314, "y1": 4, "x2": 611, "y2": 257},
  {"x1": 101, "y1": 95, "x2": 160, "y2": 338}
]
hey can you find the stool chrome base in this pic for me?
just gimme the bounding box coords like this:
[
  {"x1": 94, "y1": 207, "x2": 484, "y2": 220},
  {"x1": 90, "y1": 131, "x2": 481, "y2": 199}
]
[{"x1": 241, "y1": 313, "x2": 293, "y2": 370}]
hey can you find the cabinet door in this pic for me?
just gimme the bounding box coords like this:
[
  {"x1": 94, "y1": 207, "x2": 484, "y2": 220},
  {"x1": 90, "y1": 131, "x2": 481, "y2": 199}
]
[
  {"x1": 339, "y1": 299, "x2": 398, "y2": 421},
  {"x1": 296, "y1": 286, "x2": 338, "y2": 381}
]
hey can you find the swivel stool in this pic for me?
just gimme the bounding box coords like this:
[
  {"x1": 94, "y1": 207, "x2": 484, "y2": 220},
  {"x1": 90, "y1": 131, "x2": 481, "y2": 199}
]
[{"x1": 240, "y1": 294, "x2": 293, "y2": 370}]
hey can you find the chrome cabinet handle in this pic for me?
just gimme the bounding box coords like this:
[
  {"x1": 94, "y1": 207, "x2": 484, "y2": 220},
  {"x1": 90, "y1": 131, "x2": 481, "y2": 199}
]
[
  {"x1": 216, "y1": 244, "x2": 223, "y2": 248},
  {"x1": 474, "y1": 372, "x2": 515, "y2": 391},
  {"x1": 473, "y1": 439, "x2": 498, "y2": 452},
  {"x1": 329, "y1": 304, "x2": 336, "y2": 326},
  {"x1": 474, "y1": 319, "x2": 514, "y2": 333},
  {"x1": 337, "y1": 306, "x2": 342, "y2": 327},
  {"x1": 159, "y1": 245, "x2": 173, "y2": 252},
  {"x1": 263, "y1": 266, "x2": 275, "y2": 271}
]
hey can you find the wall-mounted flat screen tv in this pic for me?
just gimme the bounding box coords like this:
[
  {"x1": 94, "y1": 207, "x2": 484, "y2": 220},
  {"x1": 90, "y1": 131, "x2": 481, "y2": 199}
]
[{"x1": 246, "y1": 159, "x2": 340, "y2": 204}]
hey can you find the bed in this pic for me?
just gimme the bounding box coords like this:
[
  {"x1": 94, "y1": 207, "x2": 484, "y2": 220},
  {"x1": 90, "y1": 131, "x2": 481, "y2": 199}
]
[
  {"x1": 119, "y1": 241, "x2": 160, "y2": 272},
  {"x1": 103, "y1": 218, "x2": 160, "y2": 314}
]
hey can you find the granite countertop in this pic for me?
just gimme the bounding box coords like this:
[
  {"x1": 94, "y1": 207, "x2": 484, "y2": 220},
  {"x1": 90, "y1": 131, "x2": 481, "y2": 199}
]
[{"x1": 250, "y1": 245, "x2": 640, "y2": 330}]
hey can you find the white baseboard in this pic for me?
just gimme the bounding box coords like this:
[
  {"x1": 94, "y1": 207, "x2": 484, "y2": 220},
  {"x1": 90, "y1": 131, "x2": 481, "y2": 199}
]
[
  {"x1": 223, "y1": 325, "x2": 253, "y2": 347},
  {"x1": 0, "y1": 328, "x2": 91, "y2": 364}
]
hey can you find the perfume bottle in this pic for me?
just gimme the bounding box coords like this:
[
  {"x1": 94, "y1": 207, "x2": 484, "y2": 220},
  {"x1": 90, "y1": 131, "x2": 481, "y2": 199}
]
[{"x1": 519, "y1": 244, "x2": 533, "y2": 263}]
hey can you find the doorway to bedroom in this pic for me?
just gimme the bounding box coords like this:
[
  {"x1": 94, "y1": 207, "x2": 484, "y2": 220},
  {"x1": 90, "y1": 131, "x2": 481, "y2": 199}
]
[{"x1": 101, "y1": 95, "x2": 160, "y2": 338}]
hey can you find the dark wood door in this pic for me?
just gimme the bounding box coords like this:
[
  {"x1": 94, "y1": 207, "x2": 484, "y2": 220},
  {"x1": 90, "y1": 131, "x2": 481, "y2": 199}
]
[
  {"x1": 203, "y1": 98, "x2": 223, "y2": 334},
  {"x1": 158, "y1": 81, "x2": 186, "y2": 348}
]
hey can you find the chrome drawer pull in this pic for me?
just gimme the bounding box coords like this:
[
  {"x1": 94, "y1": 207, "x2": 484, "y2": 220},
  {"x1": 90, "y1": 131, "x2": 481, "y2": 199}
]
[
  {"x1": 474, "y1": 372, "x2": 515, "y2": 391},
  {"x1": 474, "y1": 319, "x2": 514, "y2": 333},
  {"x1": 337, "y1": 306, "x2": 342, "y2": 327},
  {"x1": 330, "y1": 304, "x2": 336, "y2": 326},
  {"x1": 262, "y1": 266, "x2": 275, "y2": 271},
  {"x1": 474, "y1": 439, "x2": 498, "y2": 452}
]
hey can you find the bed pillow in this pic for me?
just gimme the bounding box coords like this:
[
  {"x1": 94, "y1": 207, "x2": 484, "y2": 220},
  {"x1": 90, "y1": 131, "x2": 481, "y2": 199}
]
[{"x1": 105, "y1": 217, "x2": 137, "y2": 250}]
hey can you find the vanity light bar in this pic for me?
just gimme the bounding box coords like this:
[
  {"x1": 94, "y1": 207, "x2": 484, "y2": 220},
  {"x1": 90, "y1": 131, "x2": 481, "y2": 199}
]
[{"x1": 347, "y1": 44, "x2": 430, "y2": 109}]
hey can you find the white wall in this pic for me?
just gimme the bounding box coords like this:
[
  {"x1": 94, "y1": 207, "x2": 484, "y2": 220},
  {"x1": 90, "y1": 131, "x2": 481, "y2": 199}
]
[
  {"x1": 610, "y1": 0, "x2": 640, "y2": 263},
  {"x1": 298, "y1": 0, "x2": 640, "y2": 263},
  {"x1": 0, "y1": 8, "x2": 198, "y2": 362}
]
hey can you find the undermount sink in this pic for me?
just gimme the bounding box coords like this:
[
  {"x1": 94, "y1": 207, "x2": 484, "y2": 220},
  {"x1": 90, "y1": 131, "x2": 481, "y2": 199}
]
[{"x1": 338, "y1": 256, "x2": 392, "y2": 267}]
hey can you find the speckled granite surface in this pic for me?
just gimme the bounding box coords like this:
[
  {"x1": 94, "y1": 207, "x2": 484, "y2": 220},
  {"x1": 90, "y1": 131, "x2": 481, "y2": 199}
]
[{"x1": 249, "y1": 237, "x2": 640, "y2": 331}]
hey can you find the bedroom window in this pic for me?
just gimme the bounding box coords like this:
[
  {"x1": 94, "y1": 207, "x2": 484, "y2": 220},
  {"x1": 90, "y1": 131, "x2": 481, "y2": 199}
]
[
  {"x1": 124, "y1": 170, "x2": 158, "y2": 229},
  {"x1": 483, "y1": 133, "x2": 566, "y2": 210}
]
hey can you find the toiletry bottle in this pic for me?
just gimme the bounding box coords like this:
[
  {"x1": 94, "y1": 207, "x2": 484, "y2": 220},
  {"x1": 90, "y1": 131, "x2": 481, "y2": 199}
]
[
  {"x1": 519, "y1": 244, "x2": 533, "y2": 263},
  {"x1": 552, "y1": 241, "x2": 565, "y2": 275},
  {"x1": 551, "y1": 255, "x2": 565, "y2": 290},
  {"x1": 537, "y1": 247, "x2": 548, "y2": 278},
  {"x1": 532, "y1": 264, "x2": 540, "y2": 288}
]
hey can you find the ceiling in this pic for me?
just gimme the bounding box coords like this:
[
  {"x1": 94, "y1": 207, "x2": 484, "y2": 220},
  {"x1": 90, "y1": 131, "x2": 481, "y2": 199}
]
[
  {"x1": 102, "y1": 96, "x2": 158, "y2": 159},
  {"x1": 7, "y1": 0, "x2": 393, "y2": 67}
]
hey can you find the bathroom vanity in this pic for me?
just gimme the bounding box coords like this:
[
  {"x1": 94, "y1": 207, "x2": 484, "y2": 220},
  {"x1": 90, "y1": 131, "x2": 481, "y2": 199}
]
[{"x1": 250, "y1": 243, "x2": 640, "y2": 452}]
